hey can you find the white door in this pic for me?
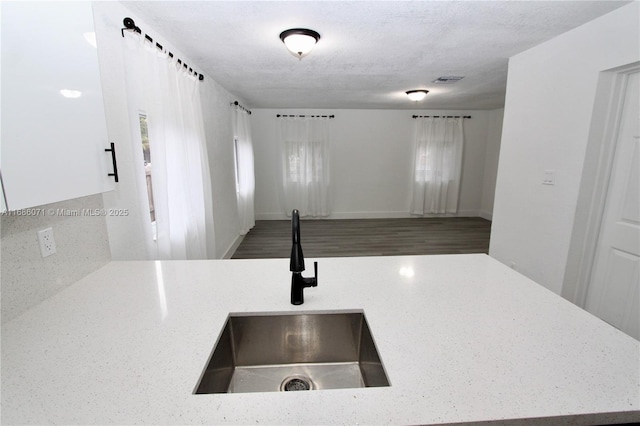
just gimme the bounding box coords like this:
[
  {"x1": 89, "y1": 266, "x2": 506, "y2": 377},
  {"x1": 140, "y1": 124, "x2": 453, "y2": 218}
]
[{"x1": 586, "y1": 71, "x2": 640, "y2": 340}]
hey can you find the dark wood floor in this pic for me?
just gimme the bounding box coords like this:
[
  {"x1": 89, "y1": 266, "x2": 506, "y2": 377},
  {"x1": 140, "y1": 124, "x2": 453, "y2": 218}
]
[{"x1": 231, "y1": 217, "x2": 491, "y2": 259}]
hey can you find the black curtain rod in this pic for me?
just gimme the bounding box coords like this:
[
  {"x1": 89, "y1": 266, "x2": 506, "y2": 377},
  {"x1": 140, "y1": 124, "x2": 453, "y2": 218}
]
[
  {"x1": 277, "y1": 114, "x2": 335, "y2": 118},
  {"x1": 121, "y1": 17, "x2": 204, "y2": 81},
  {"x1": 412, "y1": 115, "x2": 471, "y2": 119},
  {"x1": 231, "y1": 101, "x2": 252, "y2": 115}
]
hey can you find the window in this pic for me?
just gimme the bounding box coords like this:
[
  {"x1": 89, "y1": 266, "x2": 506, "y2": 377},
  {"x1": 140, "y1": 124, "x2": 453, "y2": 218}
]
[
  {"x1": 414, "y1": 143, "x2": 431, "y2": 182},
  {"x1": 410, "y1": 118, "x2": 464, "y2": 215},
  {"x1": 279, "y1": 117, "x2": 331, "y2": 217},
  {"x1": 414, "y1": 141, "x2": 448, "y2": 182},
  {"x1": 233, "y1": 137, "x2": 241, "y2": 193},
  {"x1": 285, "y1": 140, "x2": 325, "y2": 184},
  {"x1": 139, "y1": 113, "x2": 156, "y2": 239}
]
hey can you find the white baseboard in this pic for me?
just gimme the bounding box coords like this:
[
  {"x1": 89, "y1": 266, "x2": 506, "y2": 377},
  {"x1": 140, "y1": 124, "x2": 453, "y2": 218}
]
[
  {"x1": 478, "y1": 210, "x2": 493, "y2": 221},
  {"x1": 255, "y1": 210, "x2": 487, "y2": 220},
  {"x1": 221, "y1": 234, "x2": 245, "y2": 259},
  {"x1": 255, "y1": 212, "x2": 288, "y2": 220},
  {"x1": 327, "y1": 211, "x2": 413, "y2": 219},
  {"x1": 426, "y1": 209, "x2": 480, "y2": 218},
  {"x1": 256, "y1": 211, "x2": 415, "y2": 220}
]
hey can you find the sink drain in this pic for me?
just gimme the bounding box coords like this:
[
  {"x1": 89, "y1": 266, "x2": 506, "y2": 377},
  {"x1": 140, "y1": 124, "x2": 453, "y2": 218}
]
[{"x1": 280, "y1": 375, "x2": 314, "y2": 391}]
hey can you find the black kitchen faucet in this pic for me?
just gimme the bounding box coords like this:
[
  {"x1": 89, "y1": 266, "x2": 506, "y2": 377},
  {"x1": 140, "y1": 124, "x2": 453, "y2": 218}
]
[{"x1": 290, "y1": 209, "x2": 317, "y2": 305}]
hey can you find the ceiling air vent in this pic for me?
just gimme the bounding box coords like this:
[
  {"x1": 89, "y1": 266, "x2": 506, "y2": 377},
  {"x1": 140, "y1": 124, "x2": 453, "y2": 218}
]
[{"x1": 433, "y1": 76, "x2": 465, "y2": 84}]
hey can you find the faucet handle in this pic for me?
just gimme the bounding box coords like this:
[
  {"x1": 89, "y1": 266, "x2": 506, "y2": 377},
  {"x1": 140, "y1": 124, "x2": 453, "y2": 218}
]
[{"x1": 312, "y1": 261, "x2": 318, "y2": 287}]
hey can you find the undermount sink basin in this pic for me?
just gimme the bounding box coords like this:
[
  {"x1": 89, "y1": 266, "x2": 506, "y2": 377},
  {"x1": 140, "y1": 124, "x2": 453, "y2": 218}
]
[{"x1": 194, "y1": 311, "x2": 389, "y2": 394}]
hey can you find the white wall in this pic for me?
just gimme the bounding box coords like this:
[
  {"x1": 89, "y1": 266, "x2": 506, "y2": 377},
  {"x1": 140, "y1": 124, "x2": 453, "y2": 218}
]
[
  {"x1": 93, "y1": 2, "x2": 243, "y2": 259},
  {"x1": 200, "y1": 79, "x2": 248, "y2": 258},
  {"x1": 490, "y1": 2, "x2": 640, "y2": 294},
  {"x1": 251, "y1": 108, "x2": 503, "y2": 220}
]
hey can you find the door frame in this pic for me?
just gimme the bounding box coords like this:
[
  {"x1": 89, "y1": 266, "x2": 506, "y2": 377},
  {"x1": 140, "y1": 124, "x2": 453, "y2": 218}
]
[{"x1": 563, "y1": 62, "x2": 640, "y2": 307}]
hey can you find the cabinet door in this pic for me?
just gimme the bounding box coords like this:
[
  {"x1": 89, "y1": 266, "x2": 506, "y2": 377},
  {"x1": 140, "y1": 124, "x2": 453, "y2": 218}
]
[{"x1": 1, "y1": 1, "x2": 115, "y2": 210}]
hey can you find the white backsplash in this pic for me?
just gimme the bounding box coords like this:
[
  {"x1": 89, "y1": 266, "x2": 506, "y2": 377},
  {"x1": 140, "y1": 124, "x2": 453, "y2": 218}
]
[{"x1": 1, "y1": 194, "x2": 111, "y2": 323}]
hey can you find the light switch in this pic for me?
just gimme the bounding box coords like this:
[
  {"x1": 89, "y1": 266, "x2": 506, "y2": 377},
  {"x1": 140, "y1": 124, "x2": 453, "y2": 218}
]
[{"x1": 542, "y1": 170, "x2": 556, "y2": 185}]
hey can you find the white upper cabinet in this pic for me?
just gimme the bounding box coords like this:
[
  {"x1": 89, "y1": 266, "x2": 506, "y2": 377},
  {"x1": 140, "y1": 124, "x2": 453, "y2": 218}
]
[{"x1": 1, "y1": 1, "x2": 116, "y2": 211}]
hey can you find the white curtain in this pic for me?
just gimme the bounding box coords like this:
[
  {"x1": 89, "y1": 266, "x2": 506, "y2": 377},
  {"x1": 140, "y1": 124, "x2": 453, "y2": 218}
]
[
  {"x1": 232, "y1": 107, "x2": 255, "y2": 235},
  {"x1": 123, "y1": 32, "x2": 214, "y2": 260},
  {"x1": 279, "y1": 117, "x2": 331, "y2": 217},
  {"x1": 410, "y1": 117, "x2": 464, "y2": 215}
]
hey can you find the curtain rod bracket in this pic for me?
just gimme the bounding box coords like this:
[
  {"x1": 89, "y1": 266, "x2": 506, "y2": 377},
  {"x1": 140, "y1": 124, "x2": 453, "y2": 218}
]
[{"x1": 121, "y1": 17, "x2": 141, "y2": 38}]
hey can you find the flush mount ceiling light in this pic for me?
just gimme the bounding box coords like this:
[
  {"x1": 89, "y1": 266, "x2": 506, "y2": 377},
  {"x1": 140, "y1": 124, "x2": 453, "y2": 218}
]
[
  {"x1": 406, "y1": 90, "x2": 429, "y2": 102},
  {"x1": 279, "y1": 28, "x2": 321, "y2": 60}
]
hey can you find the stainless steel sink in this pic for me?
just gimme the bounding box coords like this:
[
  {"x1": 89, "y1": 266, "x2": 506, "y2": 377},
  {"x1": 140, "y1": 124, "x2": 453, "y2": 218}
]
[{"x1": 194, "y1": 311, "x2": 389, "y2": 394}]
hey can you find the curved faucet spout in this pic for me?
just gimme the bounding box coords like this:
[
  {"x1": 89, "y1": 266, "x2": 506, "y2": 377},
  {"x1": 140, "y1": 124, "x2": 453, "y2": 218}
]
[
  {"x1": 292, "y1": 209, "x2": 301, "y2": 245},
  {"x1": 290, "y1": 209, "x2": 305, "y2": 273},
  {"x1": 289, "y1": 209, "x2": 317, "y2": 305}
]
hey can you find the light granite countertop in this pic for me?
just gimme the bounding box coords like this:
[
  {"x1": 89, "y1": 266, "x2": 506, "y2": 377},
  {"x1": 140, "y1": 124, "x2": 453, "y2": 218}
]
[{"x1": 2, "y1": 254, "x2": 639, "y2": 425}]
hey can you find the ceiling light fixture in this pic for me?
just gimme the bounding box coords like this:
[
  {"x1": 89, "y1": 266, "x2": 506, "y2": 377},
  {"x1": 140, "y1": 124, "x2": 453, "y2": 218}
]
[
  {"x1": 406, "y1": 90, "x2": 429, "y2": 102},
  {"x1": 279, "y1": 28, "x2": 321, "y2": 60}
]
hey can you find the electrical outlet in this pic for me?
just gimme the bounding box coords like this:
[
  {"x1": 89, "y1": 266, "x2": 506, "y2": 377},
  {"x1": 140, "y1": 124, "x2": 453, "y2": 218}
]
[
  {"x1": 37, "y1": 227, "x2": 56, "y2": 258},
  {"x1": 542, "y1": 170, "x2": 556, "y2": 185}
]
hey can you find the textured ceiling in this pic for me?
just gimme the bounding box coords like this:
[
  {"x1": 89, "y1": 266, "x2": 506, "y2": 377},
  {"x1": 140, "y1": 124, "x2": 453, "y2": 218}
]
[{"x1": 121, "y1": 1, "x2": 630, "y2": 110}]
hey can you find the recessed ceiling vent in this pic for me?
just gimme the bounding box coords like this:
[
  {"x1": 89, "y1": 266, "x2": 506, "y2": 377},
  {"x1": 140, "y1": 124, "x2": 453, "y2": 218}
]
[{"x1": 433, "y1": 76, "x2": 465, "y2": 84}]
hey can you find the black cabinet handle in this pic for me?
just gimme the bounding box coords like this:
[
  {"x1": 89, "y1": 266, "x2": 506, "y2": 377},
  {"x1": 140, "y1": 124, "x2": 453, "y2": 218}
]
[{"x1": 105, "y1": 142, "x2": 119, "y2": 183}]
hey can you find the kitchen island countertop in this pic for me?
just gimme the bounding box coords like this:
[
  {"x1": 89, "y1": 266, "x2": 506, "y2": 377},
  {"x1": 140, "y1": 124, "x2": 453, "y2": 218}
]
[{"x1": 2, "y1": 254, "x2": 639, "y2": 425}]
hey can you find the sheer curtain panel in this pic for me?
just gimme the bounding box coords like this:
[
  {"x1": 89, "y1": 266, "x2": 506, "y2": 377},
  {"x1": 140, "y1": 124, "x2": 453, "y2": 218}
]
[
  {"x1": 410, "y1": 117, "x2": 464, "y2": 215},
  {"x1": 279, "y1": 117, "x2": 331, "y2": 217},
  {"x1": 233, "y1": 107, "x2": 255, "y2": 235},
  {"x1": 123, "y1": 32, "x2": 214, "y2": 260}
]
